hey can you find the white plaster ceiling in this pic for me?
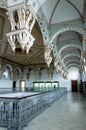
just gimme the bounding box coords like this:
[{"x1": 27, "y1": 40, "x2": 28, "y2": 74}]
[{"x1": 41, "y1": 0, "x2": 84, "y2": 24}]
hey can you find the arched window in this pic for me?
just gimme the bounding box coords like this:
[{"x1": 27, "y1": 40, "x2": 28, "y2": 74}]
[{"x1": 2, "y1": 66, "x2": 11, "y2": 79}]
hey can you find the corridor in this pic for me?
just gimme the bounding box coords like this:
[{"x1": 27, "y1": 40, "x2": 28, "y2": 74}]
[{"x1": 23, "y1": 92, "x2": 86, "y2": 130}]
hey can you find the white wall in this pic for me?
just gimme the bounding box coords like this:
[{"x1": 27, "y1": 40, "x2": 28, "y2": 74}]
[
  {"x1": 0, "y1": 78, "x2": 20, "y2": 92},
  {"x1": 0, "y1": 78, "x2": 12, "y2": 92},
  {"x1": 0, "y1": 67, "x2": 80, "y2": 92},
  {"x1": 0, "y1": 79, "x2": 12, "y2": 88},
  {"x1": 82, "y1": 71, "x2": 86, "y2": 82},
  {"x1": 26, "y1": 67, "x2": 80, "y2": 92}
]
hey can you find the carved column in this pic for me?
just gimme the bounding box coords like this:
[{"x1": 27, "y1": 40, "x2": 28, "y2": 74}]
[
  {"x1": 26, "y1": 69, "x2": 32, "y2": 80},
  {"x1": 51, "y1": 67, "x2": 54, "y2": 79},
  {"x1": 83, "y1": 35, "x2": 86, "y2": 51},
  {"x1": 20, "y1": 72, "x2": 24, "y2": 80},
  {"x1": 33, "y1": 67, "x2": 37, "y2": 80},
  {"x1": 54, "y1": 56, "x2": 60, "y2": 72},
  {"x1": 44, "y1": 44, "x2": 53, "y2": 67},
  {"x1": 10, "y1": 71, "x2": 13, "y2": 80},
  {"x1": 38, "y1": 68, "x2": 43, "y2": 79},
  {"x1": 47, "y1": 68, "x2": 51, "y2": 79}
]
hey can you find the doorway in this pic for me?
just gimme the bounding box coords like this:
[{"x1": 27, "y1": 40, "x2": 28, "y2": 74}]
[
  {"x1": 20, "y1": 80, "x2": 26, "y2": 92},
  {"x1": 71, "y1": 80, "x2": 78, "y2": 92},
  {"x1": 13, "y1": 81, "x2": 16, "y2": 92}
]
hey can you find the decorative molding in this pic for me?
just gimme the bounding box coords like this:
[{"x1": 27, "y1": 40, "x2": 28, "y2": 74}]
[
  {"x1": 63, "y1": 54, "x2": 81, "y2": 62},
  {"x1": 67, "y1": 63, "x2": 80, "y2": 69},
  {"x1": 50, "y1": 25, "x2": 85, "y2": 44},
  {"x1": 83, "y1": 35, "x2": 86, "y2": 51},
  {"x1": 6, "y1": 3, "x2": 36, "y2": 53},
  {"x1": 49, "y1": 0, "x2": 60, "y2": 25},
  {"x1": 66, "y1": 0, "x2": 84, "y2": 21},
  {"x1": 58, "y1": 43, "x2": 82, "y2": 56},
  {"x1": 37, "y1": 12, "x2": 50, "y2": 44},
  {"x1": 65, "y1": 59, "x2": 80, "y2": 66},
  {"x1": 44, "y1": 44, "x2": 53, "y2": 67},
  {"x1": 66, "y1": 61, "x2": 80, "y2": 67}
]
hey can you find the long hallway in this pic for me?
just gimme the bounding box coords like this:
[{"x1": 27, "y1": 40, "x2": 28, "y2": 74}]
[{"x1": 23, "y1": 92, "x2": 86, "y2": 130}]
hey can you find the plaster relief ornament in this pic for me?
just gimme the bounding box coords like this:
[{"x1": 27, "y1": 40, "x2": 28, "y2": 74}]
[{"x1": 6, "y1": 2, "x2": 37, "y2": 54}]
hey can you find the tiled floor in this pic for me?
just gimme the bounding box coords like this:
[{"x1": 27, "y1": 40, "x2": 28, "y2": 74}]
[{"x1": 0, "y1": 92, "x2": 86, "y2": 130}]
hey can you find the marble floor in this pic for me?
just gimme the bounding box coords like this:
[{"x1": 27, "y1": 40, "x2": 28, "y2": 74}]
[{"x1": 0, "y1": 92, "x2": 86, "y2": 130}]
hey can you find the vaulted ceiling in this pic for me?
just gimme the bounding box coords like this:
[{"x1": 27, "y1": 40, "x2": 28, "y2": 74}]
[{"x1": 0, "y1": 0, "x2": 86, "y2": 75}]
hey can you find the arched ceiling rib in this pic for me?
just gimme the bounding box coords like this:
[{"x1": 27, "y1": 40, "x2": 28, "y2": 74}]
[
  {"x1": 64, "y1": 56, "x2": 80, "y2": 64},
  {"x1": 50, "y1": 25, "x2": 85, "y2": 44},
  {"x1": 67, "y1": 62, "x2": 80, "y2": 68},
  {"x1": 42, "y1": 0, "x2": 84, "y2": 24},
  {"x1": 67, "y1": 64, "x2": 80, "y2": 69},
  {"x1": 58, "y1": 44, "x2": 82, "y2": 56},
  {"x1": 66, "y1": 60, "x2": 80, "y2": 67},
  {"x1": 49, "y1": 0, "x2": 60, "y2": 25},
  {"x1": 63, "y1": 54, "x2": 81, "y2": 61},
  {"x1": 66, "y1": 0, "x2": 84, "y2": 21},
  {"x1": 65, "y1": 59, "x2": 80, "y2": 66}
]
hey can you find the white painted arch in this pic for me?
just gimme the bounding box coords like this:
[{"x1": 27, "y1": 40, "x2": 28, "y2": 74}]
[
  {"x1": 13, "y1": 67, "x2": 21, "y2": 74},
  {"x1": 2, "y1": 64, "x2": 12, "y2": 72},
  {"x1": 67, "y1": 63, "x2": 80, "y2": 69},
  {"x1": 63, "y1": 54, "x2": 81, "y2": 61},
  {"x1": 65, "y1": 59, "x2": 80, "y2": 66},
  {"x1": 50, "y1": 25, "x2": 85, "y2": 44},
  {"x1": 58, "y1": 43, "x2": 82, "y2": 56}
]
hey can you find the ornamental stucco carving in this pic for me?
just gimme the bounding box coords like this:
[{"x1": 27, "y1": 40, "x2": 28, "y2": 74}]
[
  {"x1": 37, "y1": 12, "x2": 49, "y2": 44},
  {"x1": 6, "y1": 3, "x2": 36, "y2": 53},
  {"x1": 83, "y1": 36, "x2": 86, "y2": 51},
  {"x1": 44, "y1": 44, "x2": 53, "y2": 67},
  {"x1": 50, "y1": 25, "x2": 85, "y2": 44}
]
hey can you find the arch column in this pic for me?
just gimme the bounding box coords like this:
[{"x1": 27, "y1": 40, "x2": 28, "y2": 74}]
[
  {"x1": 10, "y1": 71, "x2": 14, "y2": 80},
  {"x1": 83, "y1": 35, "x2": 86, "y2": 51},
  {"x1": 44, "y1": 44, "x2": 53, "y2": 67},
  {"x1": 33, "y1": 67, "x2": 37, "y2": 80},
  {"x1": 27, "y1": 69, "x2": 31, "y2": 80},
  {"x1": 37, "y1": 10, "x2": 53, "y2": 67},
  {"x1": 38, "y1": 68, "x2": 43, "y2": 79},
  {"x1": 20, "y1": 72, "x2": 24, "y2": 80}
]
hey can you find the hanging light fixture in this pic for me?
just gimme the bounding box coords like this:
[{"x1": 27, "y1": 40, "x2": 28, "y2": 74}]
[{"x1": 6, "y1": 3, "x2": 37, "y2": 54}]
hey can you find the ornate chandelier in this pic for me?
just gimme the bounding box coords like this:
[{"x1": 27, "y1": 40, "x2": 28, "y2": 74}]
[{"x1": 6, "y1": 3, "x2": 37, "y2": 54}]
